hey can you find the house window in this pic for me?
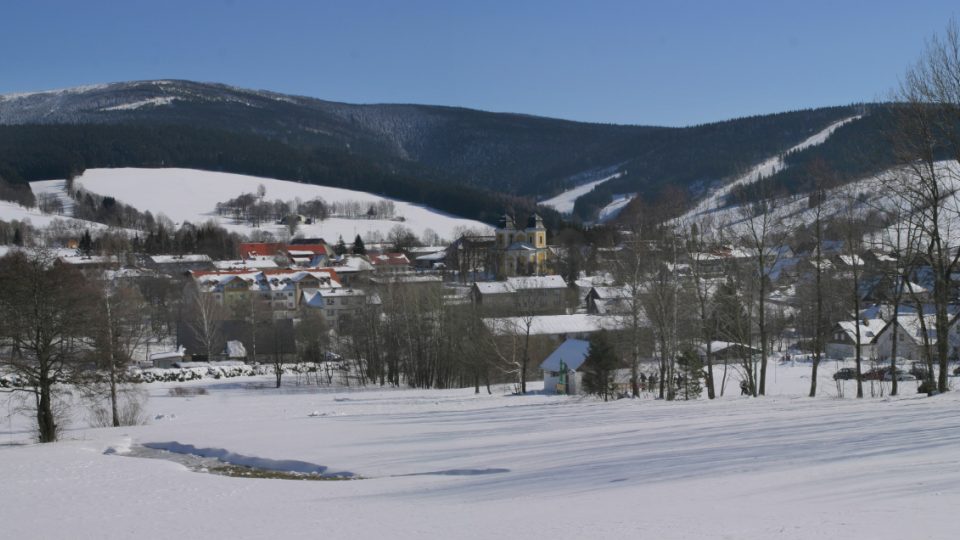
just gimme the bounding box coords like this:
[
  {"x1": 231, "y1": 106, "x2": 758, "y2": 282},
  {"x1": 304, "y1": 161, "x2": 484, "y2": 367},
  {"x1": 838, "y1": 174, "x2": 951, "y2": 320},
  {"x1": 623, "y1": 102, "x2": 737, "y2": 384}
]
[{"x1": 326, "y1": 298, "x2": 334, "y2": 305}]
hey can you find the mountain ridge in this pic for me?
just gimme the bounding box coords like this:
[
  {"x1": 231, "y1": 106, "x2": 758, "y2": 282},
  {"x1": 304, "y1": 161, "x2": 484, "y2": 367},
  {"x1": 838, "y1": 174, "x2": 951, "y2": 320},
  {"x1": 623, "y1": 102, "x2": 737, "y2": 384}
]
[{"x1": 0, "y1": 80, "x2": 883, "y2": 225}]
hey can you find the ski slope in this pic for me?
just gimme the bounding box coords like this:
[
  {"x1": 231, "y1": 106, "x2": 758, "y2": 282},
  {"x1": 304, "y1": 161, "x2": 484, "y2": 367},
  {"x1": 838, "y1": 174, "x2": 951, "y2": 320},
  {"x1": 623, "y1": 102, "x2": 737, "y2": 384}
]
[
  {"x1": 597, "y1": 193, "x2": 636, "y2": 223},
  {"x1": 539, "y1": 172, "x2": 623, "y2": 214},
  {"x1": 1, "y1": 363, "x2": 958, "y2": 539},
  {"x1": 682, "y1": 160, "x2": 960, "y2": 246},
  {"x1": 680, "y1": 116, "x2": 861, "y2": 222},
  {"x1": 75, "y1": 168, "x2": 493, "y2": 242}
]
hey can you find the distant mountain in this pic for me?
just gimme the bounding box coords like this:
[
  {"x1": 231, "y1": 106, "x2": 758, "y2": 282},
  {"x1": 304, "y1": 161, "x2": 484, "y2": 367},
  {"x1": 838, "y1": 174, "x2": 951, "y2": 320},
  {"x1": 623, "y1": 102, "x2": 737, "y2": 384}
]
[{"x1": 0, "y1": 80, "x2": 889, "y2": 224}]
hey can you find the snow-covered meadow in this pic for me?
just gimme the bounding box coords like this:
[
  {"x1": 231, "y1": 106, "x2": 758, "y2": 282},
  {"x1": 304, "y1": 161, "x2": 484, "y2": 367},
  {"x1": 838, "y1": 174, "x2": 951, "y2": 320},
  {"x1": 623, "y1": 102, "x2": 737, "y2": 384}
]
[
  {"x1": 2, "y1": 362, "x2": 957, "y2": 539},
  {"x1": 69, "y1": 168, "x2": 493, "y2": 242}
]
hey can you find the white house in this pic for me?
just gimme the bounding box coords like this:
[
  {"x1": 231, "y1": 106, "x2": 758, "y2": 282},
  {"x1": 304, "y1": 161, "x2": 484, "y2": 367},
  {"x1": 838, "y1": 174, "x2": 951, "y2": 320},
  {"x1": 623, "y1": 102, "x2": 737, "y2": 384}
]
[
  {"x1": 874, "y1": 313, "x2": 960, "y2": 362},
  {"x1": 826, "y1": 319, "x2": 886, "y2": 360},
  {"x1": 539, "y1": 339, "x2": 590, "y2": 395}
]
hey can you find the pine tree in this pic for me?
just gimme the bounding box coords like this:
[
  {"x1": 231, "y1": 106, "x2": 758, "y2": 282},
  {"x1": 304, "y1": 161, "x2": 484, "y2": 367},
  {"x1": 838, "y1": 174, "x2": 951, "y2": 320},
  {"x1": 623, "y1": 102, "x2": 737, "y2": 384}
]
[
  {"x1": 676, "y1": 347, "x2": 703, "y2": 400},
  {"x1": 334, "y1": 235, "x2": 347, "y2": 256},
  {"x1": 352, "y1": 234, "x2": 366, "y2": 255},
  {"x1": 78, "y1": 230, "x2": 93, "y2": 256},
  {"x1": 581, "y1": 331, "x2": 619, "y2": 401}
]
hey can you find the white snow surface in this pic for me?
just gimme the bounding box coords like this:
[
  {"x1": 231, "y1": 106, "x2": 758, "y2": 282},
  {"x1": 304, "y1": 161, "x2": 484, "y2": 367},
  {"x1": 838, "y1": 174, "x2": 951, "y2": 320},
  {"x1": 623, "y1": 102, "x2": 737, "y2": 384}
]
[
  {"x1": 2, "y1": 363, "x2": 956, "y2": 539},
  {"x1": 539, "y1": 172, "x2": 623, "y2": 214},
  {"x1": 597, "y1": 192, "x2": 635, "y2": 223},
  {"x1": 101, "y1": 96, "x2": 177, "y2": 111},
  {"x1": 0, "y1": 198, "x2": 106, "y2": 232},
  {"x1": 29, "y1": 179, "x2": 76, "y2": 216},
  {"x1": 75, "y1": 168, "x2": 493, "y2": 241}
]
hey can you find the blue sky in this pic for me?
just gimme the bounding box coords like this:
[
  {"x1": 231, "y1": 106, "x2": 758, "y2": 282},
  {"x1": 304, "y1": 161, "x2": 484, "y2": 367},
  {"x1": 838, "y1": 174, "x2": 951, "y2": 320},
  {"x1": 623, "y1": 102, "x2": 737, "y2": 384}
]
[{"x1": 1, "y1": 0, "x2": 956, "y2": 126}]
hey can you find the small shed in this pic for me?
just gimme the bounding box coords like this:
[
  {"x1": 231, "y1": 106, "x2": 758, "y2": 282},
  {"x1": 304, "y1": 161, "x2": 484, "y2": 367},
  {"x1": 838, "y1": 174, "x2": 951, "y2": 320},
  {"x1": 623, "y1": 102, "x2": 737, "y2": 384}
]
[
  {"x1": 149, "y1": 348, "x2": 186, "y2": 369},
  {"x1": 539, "y1": 339, "x2": 590, "y2": 395}
]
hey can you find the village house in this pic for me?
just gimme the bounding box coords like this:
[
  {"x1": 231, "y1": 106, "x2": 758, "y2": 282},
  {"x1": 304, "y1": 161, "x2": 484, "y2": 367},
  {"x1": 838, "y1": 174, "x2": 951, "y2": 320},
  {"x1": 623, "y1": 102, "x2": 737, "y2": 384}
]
[
  {"x1": 585, "y1": 285, "x2": 634, "y2": 315},
  {"x1": 447, "y1": 234, "x2": 497, "y2": 282},
  {"x1": 300, "y1": 286, "x2": 368, "y2": 328},
  {"x1": 471, "y1": 275, "x2": 568, "y2": 315},
  {"x1": 328, "y1": 255, "x2": 374, "y2": 286},
  {"x1": 873, "y1": 312, "x2": 960, "y2": 363},
  {"x1": 145, "y1": 254, "x2": 215, "y2": 274},
  {"x1": 369, "y1": 252, "x2": 412, "y2": 275},
  {"x1": 540, "y1": 339, "x2": 590, "y2": 395},
  {"x1": 825, "y1": 319, "x2": 886, "y2": 360},
  {"x1": 191, "y1": 267, "x2": 343, "y2": 319}
]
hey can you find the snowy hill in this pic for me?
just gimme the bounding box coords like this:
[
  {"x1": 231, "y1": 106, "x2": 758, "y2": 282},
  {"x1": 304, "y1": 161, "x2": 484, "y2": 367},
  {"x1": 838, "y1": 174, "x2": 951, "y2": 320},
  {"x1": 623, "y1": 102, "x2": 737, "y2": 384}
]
[{"x1": 74, "y1": 168, "x2": 493, "y2": 242}]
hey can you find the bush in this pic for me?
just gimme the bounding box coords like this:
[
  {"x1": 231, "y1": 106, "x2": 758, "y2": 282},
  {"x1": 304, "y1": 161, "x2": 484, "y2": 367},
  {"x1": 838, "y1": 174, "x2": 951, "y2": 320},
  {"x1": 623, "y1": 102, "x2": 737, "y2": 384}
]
[{"x1": 168, "y1": 387, "x2": 208, "y2": 397}]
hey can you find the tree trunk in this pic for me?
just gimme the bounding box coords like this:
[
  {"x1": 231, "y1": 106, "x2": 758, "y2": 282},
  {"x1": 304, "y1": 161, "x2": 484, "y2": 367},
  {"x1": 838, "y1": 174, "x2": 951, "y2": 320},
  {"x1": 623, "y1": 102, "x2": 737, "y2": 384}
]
[{"x1": 37, "y1": 379, "x2": 57, "y2": 443}]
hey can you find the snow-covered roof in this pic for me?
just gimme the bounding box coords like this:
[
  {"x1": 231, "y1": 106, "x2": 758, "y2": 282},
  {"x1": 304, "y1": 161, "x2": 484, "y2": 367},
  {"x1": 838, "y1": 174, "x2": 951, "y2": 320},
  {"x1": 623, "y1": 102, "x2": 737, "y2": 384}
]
[
  {"x1": 193, "y1": 267, "x2": 341, "y2": 293},
  {"x1": 484, "y1": 314, "x2": 628, "y2": 336},
  {"x1": 699, "y1": 341, "x2": 761, "y2": 355},
  {"x1": 474, "y1": 281, "x2": 512, "y2": 294},
  {"x1": 474, "y1": 276, "x2": 568, "y2": 296},
  {"x1": 301, "y1": 287, "x2": 365, "y2": 306},
  {"x1": 539, "y1": 339, "x2": 590, "y2": 372},
  {"x1": 58, "y1": 254, "x2": 118, "y2": 265},
  {"x1": 330, "y1": 256, "x2": 374, "y2": 273},
  {"x1": 214, "y1": 257, "x2": 279, "y2": 270},
  {"x1": 837, "y1": 254, "x2": 865, "y2": 267},
  {"x1": 590, "y1": 286, "x2": 631, "y2": 299},
  {"x1": 149, "y1": 254, "x2": 212, "y2": 264},
  {"x1": 370, "y1": 253, "x2": 411, "y2": 266},
  {"x1": 149, "y1": 349, "x2": 185, "y2": 360},
  {"x1": 837, "y1": 319, "x2": 886, "y2": 344},
  {"x1": 416, "y1": 251, "x2": 447, "y2": 262}
]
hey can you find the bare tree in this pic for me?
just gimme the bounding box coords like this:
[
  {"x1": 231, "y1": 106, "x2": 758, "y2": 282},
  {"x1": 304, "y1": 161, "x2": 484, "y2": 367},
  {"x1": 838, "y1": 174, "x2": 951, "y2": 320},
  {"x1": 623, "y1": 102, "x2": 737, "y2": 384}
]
[
  {"x1": 801, "y1": 162, "x2": 831, "y2": 397},
  {"x1": 95, "y1": 283, "x2": 151, "y2": 426},
  {"x1": 680, "y1": 217, "x2": 720, "y2": 399},
  {"x1": 612, "y1": 222, "x2": 653, "y2": 397},
  {"x1": 186, "y1": 284, "x2": 224, "y2": 361},
  {"x1": 0, "y1": 249, "x2": 98, "y2": 442},
  {"x1": 737, "y1": 193, "x2": 787, "y2": 395},
  {"x1": 893, "y1": 19, "x2": 960, "y2": 392}
]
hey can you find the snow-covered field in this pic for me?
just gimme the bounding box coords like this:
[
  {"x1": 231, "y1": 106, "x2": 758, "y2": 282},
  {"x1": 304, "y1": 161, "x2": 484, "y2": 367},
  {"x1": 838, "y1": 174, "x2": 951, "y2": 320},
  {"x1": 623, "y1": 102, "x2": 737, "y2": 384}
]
[
  {"x1": 73, "y1": 168, "x2": 493, "y2": 242},
  {"x1": 2, "y1": 362, "x2": 957, "y2": 539},
  {"x1": 539, "y1": 172, "x2": 623, "y2": 215}
]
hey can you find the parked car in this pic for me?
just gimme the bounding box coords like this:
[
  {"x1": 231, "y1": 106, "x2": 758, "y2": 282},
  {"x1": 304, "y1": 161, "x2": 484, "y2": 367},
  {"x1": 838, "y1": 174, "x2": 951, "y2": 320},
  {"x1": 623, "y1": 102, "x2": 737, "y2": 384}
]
[
  {"x1": 833, "y1": 368, "x2": 858, "y2": 380},
  {"x1": 954, "y1": 365, "x2": 960, "y2": 376},
  {"x1": 862, "y1": 367, "x2": 886, "y2": 381},
  {"x1": 882, "y1": 369, "x2": 917, "y2": 382}
]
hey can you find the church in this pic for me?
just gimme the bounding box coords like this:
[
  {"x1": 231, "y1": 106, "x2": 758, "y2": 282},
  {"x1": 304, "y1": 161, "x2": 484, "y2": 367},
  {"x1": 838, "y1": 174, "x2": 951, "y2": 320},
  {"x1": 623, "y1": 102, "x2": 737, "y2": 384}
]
[{"x1": 494, "y1": 213, "x2": 549, "y2": 277}]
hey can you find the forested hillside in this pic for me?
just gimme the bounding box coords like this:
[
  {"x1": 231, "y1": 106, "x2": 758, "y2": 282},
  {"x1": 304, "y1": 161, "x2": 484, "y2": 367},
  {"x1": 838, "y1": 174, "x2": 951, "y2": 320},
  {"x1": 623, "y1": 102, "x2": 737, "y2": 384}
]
[{"x1": 0, "y1": 81, "x2": 891, "y2": 224}]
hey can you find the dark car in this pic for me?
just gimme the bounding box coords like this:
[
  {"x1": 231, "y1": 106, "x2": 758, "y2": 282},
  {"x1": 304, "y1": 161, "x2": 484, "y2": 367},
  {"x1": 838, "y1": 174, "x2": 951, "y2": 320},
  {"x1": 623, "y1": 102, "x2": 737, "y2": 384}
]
[
  {"x1": 833, "y1": 368, "x2": 858, "y2": 380},
  {"x1": 882, "y1": 369, "x2": 917, "y2": 382},
  {"x1": 862, "y1": 367, "x2": 886, "y2": 381}
]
